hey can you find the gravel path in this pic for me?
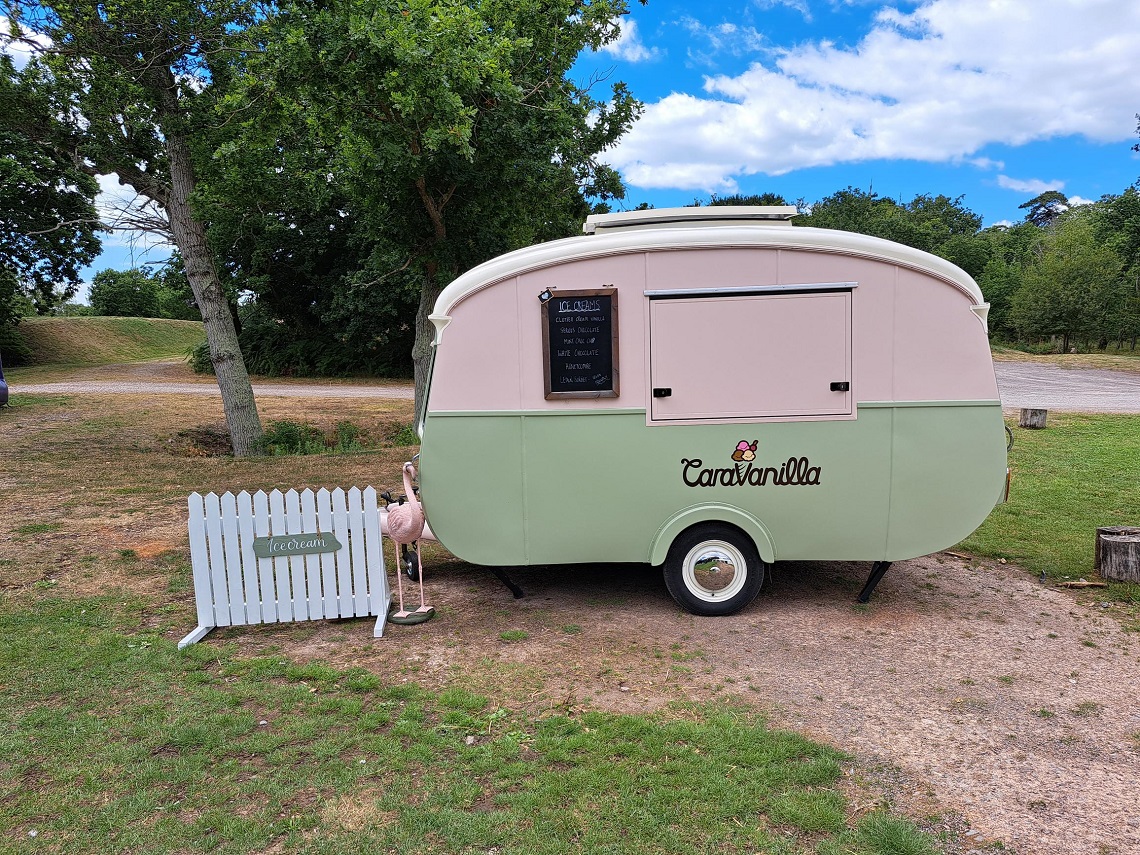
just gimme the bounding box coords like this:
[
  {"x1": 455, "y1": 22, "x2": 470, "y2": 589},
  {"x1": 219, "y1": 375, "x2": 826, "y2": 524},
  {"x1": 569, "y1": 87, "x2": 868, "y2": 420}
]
[
  {"x1": 14, "y1": 362, "x2": 1139, "y2": 411},
  {"x1": 293, "y1": 553, "x2": 1140, "y2": 855},
  {"x1": 995, "y1": 363, "x2": 1140, "y2": 413},
  {"x1": 14, "y1": 380, "x2": 415, "y2": 398}
]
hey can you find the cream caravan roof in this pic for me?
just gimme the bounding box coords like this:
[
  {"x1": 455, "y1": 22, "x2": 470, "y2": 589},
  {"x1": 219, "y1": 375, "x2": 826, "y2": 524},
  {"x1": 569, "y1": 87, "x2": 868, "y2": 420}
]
[{"x1": 430, "y1": 209, "x2": 984, "y2": 326}]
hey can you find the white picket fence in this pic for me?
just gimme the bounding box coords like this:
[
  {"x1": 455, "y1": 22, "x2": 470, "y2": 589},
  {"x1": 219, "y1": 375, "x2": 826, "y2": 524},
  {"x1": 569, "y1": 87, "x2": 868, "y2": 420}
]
[{"x1": 179, "y1": 487, "x2": 390, "y2": 648}]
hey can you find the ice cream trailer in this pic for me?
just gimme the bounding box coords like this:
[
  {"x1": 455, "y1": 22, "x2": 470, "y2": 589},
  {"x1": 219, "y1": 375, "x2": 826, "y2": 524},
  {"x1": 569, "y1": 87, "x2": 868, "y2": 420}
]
[{"x1": 416, "y1": 207, "x2": 1008, "y2": 615}]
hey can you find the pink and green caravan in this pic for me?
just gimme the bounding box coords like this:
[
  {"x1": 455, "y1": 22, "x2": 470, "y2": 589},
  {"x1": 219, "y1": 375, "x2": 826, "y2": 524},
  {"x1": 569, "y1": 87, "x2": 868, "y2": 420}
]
[{"x1": 417, "y1": 207, "x2": 1008, "y2": 616}]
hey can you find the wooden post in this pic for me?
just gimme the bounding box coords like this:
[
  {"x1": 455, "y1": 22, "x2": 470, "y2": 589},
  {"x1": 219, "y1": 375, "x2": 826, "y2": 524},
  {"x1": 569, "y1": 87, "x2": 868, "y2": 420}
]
[
  {"x1": 1018, "y1": 408, "x2": 1048, "y2": 429},
  {"x1": 1095, "y1": 526, "x2": 1140, "y2": 583}
]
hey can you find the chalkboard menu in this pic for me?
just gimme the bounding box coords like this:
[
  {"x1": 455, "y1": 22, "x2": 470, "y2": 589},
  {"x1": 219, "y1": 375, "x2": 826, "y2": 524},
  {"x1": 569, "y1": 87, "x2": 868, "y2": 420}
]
[{"x1": 541, "y1": 288, "x2": 619, "y2": 399}]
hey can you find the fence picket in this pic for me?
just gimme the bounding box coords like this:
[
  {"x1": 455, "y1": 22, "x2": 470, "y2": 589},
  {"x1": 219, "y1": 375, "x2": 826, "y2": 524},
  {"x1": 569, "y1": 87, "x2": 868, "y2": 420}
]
[
  {"x1": 331, "y1": 488, "x2": 354, "y2": 617},
  {"x1": 316, "y1": 489, "x2": 339, "y2": 618},
  {"x1": 284, "y1": 490, "x2": 309, "y2": 621},
  {"x1": 348, "y1": 488, "x2": 369, "y2": 616},
  {"x1": 220, "y1": 492, "x2": 246, "y2": 625},
  {"x1": 203, "y1": 491, "x2": 231, "y2": 627},
  {"x1": 363, "y1": 487, "x2": 384, "y2": 615},
  {"x1": 236, "y1": 491, "x2": 261, "y2": 624},
  {"x1": 187, "y1": 493, "x2": 214, "y2": 629},
  {"x1": 253, "y1": 490, "x2": 277, "y2": 623},
  {"x1": 269, "y1": 489, "x2": 293, "y2": 622},
  {"x1": 300, "y1": 489, "x2": 324, "y2": 620}
]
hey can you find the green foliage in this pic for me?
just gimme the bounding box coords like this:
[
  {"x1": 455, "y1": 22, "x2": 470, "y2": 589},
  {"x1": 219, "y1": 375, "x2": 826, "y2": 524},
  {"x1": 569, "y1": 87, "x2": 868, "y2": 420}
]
[
  {"x1": 233, "y1": 0, "x2": 642, "y2": 410},
  {"x1": 54, "y1": 302, "x2": 96, "y2": 317},
  {"x1": 389, "y1": 422, "x2": 419, "y2": 447},
  {"x1": 0, "y1": 55, "x2": 101, "y2": 321},
  {"x1": 186, "y1": 339, "x2": 212, "y2": 374},
  {"x1": 704, "y1": 192, "x2": 790, "y2": 206},
  {"x1": 256, "y1": 419, "x2": 365, "y2": 455},
  {"x1": 233, "y1": 294, "x2": 416, "y2": 378},
  {"x1": 1011, "y1": 211, "x2": 1126, "y2": 351},
  {"x1": 90, "y1": 268, "x2": 160, "y2": 317},
  {"x1": 799, "y1": 188, "x2": 984, "y2": 262},
  {"x1": 88, "y1": 265, "x2": 201, "y2": 321},
  {"x1": 978, "y1": 255, "x2": 1024, "y2": 340},
  {"x1": 1019, "y1": 190, "x2": 1070, "y2": 228},
  {"x1": 0, "y1": 317, "x2": 32, "y2": 365}
]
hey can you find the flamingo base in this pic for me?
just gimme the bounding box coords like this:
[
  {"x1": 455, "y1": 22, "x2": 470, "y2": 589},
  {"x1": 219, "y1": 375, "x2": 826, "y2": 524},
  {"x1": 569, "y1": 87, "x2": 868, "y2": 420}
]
[{"x1": 387, "y1": 604, "x2": 435, "y2": 625}]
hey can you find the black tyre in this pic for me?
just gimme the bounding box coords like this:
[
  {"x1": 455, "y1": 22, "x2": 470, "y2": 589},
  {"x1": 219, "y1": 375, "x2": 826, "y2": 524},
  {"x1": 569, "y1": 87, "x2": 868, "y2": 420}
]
[
  {"x1": 401, "y1": 544, "x2": 421, "y2": 581},
  {"x1": 663, "y1": 524, "x2": 765, "y2": 616}
]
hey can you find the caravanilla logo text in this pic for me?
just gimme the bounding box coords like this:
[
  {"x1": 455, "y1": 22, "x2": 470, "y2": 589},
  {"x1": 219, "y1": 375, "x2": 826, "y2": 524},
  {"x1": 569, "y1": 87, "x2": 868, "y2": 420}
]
[{"x1": 681, "y1": 439, "x2": 822, "y2": 488}]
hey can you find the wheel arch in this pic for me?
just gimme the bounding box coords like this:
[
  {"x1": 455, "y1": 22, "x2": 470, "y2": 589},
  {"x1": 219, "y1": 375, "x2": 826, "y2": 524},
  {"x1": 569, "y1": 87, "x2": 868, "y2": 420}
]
[{"x1": 648, "y1": 504, "x2": 776, "y2": 566}]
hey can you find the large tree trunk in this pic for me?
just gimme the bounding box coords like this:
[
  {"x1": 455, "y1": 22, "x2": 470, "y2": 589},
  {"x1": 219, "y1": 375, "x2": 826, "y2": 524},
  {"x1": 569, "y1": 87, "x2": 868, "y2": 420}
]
[
  {"x1": 412, "y1": 275, "x2": 445, "y2": 424},
  {"x1": 166, "y1": 133, "x2": 263, "y2": 456}
]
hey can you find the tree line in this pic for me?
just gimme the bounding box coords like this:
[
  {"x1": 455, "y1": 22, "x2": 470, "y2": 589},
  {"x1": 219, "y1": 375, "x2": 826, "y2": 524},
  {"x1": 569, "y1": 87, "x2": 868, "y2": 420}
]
[{"x1": 779, "y1": 186, "x2": 1140, "y2": 354}]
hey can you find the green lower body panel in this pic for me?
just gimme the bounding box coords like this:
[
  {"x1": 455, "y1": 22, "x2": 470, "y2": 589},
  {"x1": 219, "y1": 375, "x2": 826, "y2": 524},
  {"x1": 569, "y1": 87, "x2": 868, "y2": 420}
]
[{"x1": 418, "y1": 404, "x2": 1006, "y2": 567}]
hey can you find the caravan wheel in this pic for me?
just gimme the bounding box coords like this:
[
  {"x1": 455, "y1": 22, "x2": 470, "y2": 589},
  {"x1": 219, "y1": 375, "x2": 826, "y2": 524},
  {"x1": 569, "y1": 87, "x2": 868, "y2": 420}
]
[{"x1": 663, "y1": 524, "x2": 764, "y2": 616}]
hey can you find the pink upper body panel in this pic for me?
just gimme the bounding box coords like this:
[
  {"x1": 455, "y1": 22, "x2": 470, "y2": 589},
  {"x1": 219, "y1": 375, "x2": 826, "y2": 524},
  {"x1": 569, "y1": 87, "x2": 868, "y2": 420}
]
[{"x1": 427, "y1": 243, "x2": 996, "y2": 415}]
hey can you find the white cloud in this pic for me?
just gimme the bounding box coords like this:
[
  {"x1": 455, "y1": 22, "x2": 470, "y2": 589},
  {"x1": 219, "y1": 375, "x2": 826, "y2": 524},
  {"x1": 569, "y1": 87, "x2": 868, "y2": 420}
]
[
  {"x1": 681, "y1": 17, "x2": 767, "y2": 66},
  {"x1": 612, "y1": 0, "x2": 1140, "y2": 191},
  {"x1": 752, "y1": 0, "x2": 813, "y2": 21},
  {"x1": 967, "y1": 156, "x2": 1004, "y2": 171},
  {"x1": 0, "y1": 16, "x2": 51, "y2": 69},
  {"x1": 95, "y1": 173, "x2": 172, "y2": 253},
  {"x1": 1068, "y1": 195, "x2": 1095, "y2": 206},
  {"x1": 598, "y1": 19, "x2": 661, "y2": 63},
  {"x1": 995, "y1": 175, "x2": 1064, "y2": 195}
]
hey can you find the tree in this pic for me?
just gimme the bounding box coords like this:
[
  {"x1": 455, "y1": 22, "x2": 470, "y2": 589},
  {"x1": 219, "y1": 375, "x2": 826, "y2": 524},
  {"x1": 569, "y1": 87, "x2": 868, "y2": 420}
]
[
  {"x1": 246, "y1": 0, "x2": 640, "y2": 414},
  {"x1": 3, "y1": 0, "x2": 263, "y2": 455},
  {"x1": 977, "y1": 255, "x2": 1023, "y2": 340},
  {"x1": 1018, "y1": 191, "x2": 1069, "y2": 228},
  {"x1": 704, "y1": 193, "x2": 789, "y2": 206},
  {"x1": 797, "y1": 188, "x2": 988, "y2": 274},
  {"x1": 1011, "y1": 212, "x2": 1125, "y2": 352},
  {"x1": 1094, "y1": 186, "x2": 1140, "y2": 348},
  {"x1": 89, "y1": 268, "x2": 160, "y2": 317},
  {"x1": 0, "y1": 53, "x2": 100, "y2": 329},
  {"x1": 192, "y1": 100, "x2": 419, "y2": 377}
]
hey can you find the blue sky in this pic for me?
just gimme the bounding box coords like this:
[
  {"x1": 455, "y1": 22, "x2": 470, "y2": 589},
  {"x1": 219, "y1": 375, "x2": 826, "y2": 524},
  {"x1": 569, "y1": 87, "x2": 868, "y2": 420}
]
[
  {"x1": 575, "y1": 0, "x2": 1140, "y2": 224},
  {"x1": 11, "y1": 0, "x2": 1140, "y2": 295}
]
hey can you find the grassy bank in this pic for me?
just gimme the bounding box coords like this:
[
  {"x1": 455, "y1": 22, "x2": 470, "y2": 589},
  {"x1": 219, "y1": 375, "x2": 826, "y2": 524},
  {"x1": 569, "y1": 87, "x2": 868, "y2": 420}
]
[{"x1": 15, "y1": 316, "x2": 205, "y2": 365}]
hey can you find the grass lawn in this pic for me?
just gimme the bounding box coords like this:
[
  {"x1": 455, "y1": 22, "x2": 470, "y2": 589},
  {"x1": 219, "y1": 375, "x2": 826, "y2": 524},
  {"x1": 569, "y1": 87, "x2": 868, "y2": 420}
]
[
  {"x1": 959, "y1": 413, "x2": 1140, "y2": 586},
  {"x1": 0, "y1": 597, "x2": 938, "y2": 855},
  {"x1": 0, "y1": 390, "x2": 941, "y2": 855}
]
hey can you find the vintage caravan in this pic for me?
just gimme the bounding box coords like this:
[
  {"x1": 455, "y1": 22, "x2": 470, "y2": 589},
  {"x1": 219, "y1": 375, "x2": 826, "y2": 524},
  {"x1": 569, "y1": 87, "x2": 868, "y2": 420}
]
[{"x1": 416, "y1": 207, "x2": 1008, "y2": 615}]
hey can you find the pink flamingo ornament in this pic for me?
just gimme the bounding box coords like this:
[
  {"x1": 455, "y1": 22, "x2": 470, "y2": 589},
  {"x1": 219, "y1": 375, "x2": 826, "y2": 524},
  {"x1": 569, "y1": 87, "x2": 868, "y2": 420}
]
[{"x1": 387, "y1": 462, "x2": 434, "y2": 623}]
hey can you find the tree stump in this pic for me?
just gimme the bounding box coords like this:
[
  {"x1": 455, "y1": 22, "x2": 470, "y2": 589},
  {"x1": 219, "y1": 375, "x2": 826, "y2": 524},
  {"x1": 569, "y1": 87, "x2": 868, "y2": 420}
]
[
  {"x1": 1094, "y1": 526, "x2": 1140, "y2": 582},
  {"x1": 1018, "y1": 408, "x2": 1048, "y2": 429}
]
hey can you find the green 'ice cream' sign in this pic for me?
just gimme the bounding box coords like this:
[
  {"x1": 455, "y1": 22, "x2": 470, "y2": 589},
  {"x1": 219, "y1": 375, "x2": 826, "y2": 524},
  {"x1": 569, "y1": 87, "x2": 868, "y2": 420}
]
[{"x1": 252, "y1": 532, "x2": 343, "y2": 559}]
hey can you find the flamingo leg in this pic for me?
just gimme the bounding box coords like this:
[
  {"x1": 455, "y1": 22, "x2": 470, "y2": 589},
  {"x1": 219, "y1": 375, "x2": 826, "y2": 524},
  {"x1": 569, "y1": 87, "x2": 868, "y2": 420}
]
[
  {"x1": 412, "y1": 541, "x2": 432, "y2": 614},
  {"x1": 391, "y1": 539, "x2": 411, "y2": 618}
]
